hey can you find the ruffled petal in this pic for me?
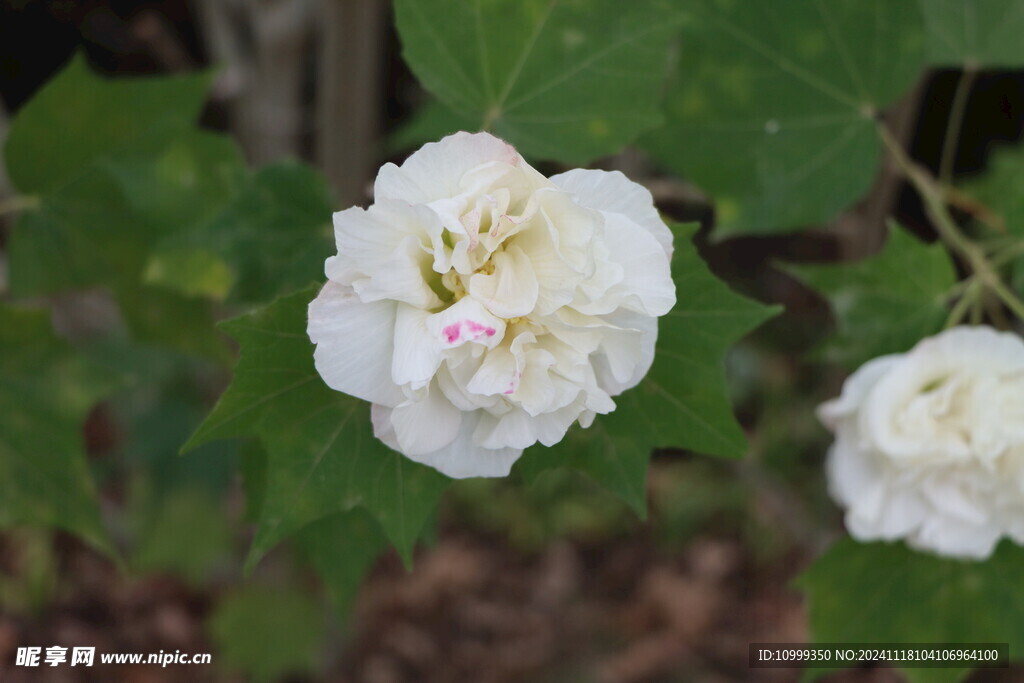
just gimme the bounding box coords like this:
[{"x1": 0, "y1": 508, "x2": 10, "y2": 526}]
[
  {"x1": 390, "y1": 382, "x2": 462, "y2": 456},
  {"x1": 589, "y1": 309, "x2": 655, "y2": 394},
  {"x1": 327, "y1": 201, "x2": 442, "y2": 309},
  {"x1": 392, "y1": 304, "x2": 443, "y2": 390},
  {"x1": 574, "y1": 211, "x2": 675, "y2": 317},
  {"x1": 513, "y1": 189, "x2": 598, "y2": 316},
  {"x1": 308, "y1": 282, "x2": 405, "y2": 407},
  {"x1": 426, "y1": 296, "x2": 506, "y2": 350},
  {"x1": 474, "y1": 402, "x2": 581, "y2": 450},
  {"x1": 468, "y1": 244, "x2": 539, "y2": 319},
  {"x1": 816, "y1": 354, "x2": 901, "y2": 429},
  {"x1": 393, "y1": 408, "x2": 522, "y2": 479},
  {"x1": 373, "y1": 131, "x2": 522, "y2": 204},
  {"x1": 550, "y1": 168, "x2": 673, "y2": 259}
]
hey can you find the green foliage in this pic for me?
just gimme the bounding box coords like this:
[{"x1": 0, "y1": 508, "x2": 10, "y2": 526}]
[
  {"x1": 208, "y1": 585, "x2": 326, "y2": 682},
  {"x1": 451, "y1": 469, "x2": 634, "y2": 552},
  {"x1": 919, "y1": 0, "x2": 1024, "y2": 66},
  {"x1": 295, "y1": 509, "x2": 387, "y2": 614},
  {"x1": 789, "y1": 225, "x2": 957, "y2": 369},
  {"x1": 0, "y1": 531, "x2": 59, "y2": 615},
  {"x1": 518, "y1": 225, "x2": 779, "y2": 514},
  {"x1": 131, "y1": 490, "x2": 233, "y2": 585},
  {"x1": 4, "y1": 56, "x2": 212, "y2": 195},
  {"x1": 393, "y1": 0, "x2": 678, "y2": 162},
  {"x1": 388, "y1": 100, "x2": 479, "y2": 154},
  {"x1": 643, "y1": 0, "x2": 925, "y2": 236},
  {"x1": 185, "y1": 288, "x2": 450, "y2": 569},
  {"x1": 149, "y1": 161, "x2": 335, "y2": 306},
  {"x1": 5, "y1": 58, "x2": 241, "y2": 361},
  {"x1": 0, "y1": 307, "x2": 118, "y2": 554},
  {"x1": 5, "y1": 58, "x2": 330, "y2": 365},
  {"x1": 799, "y1": 539, "x2": 1024, "y2": 683}
]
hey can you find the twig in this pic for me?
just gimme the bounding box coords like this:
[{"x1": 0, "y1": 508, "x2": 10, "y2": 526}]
[
  {"x1": 945, "y1": 186, "x2": 1007, "y2": 234},
  {"x1": 945, "y1": 278, "x2": 978, "y2": 328},
  {"x1": 939, "y1": 65, "x2": 978, "y2": 186}
]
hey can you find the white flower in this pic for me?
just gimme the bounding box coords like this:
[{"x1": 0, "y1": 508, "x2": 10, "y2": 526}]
[
  {"x1": 307, "y1": 132, "x2": 675, "y2": 478},
  {"x1": 818, "y1": 325, "x2": 1024, "y2": 559}
]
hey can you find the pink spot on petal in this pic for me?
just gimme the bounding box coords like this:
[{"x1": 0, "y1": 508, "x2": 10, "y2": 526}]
[
  {"x1": 465, "y1": 320, "x2": 496, "y2": 337},
  {"x1": 442, "y1": 323, "x2": 461, "y2": 344}
]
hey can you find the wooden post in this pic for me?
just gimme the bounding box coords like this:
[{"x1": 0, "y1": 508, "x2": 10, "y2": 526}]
[{"x1": 316, "y1": 0, "x2": 387, "y2": 206}]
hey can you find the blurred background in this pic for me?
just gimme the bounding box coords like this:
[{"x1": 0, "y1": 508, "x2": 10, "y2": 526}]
[{"x1": 0, "y1": 1, "x2": 1023, "y2": 681}]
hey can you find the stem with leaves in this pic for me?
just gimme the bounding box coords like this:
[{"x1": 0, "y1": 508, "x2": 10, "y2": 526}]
[{"x1": 878, "y1": 123, "x2": 1024, "y2": 325}]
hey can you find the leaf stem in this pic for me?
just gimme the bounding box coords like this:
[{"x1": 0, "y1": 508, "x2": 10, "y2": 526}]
[
  {"x1": 990, "y1": 240, "x2": 1024, "y2": 267},
  {"x1": 878, "y1": 122, "x2": 1024, "y2": 324},
  {"x1": 939, "y1": 64, "x2": 978, "y2": 187},
  {"x1": 945, "y1": 185, "x2": 1007, "y2": 234},
  {"x1": 945, "y1": 278, "x2": 979, "y2": 328}
]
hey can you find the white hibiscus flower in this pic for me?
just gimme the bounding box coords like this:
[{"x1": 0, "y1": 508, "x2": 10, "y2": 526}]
[
  {"x1": 308, "y1": 132, "x2": 675, "y2": 478},
  {"x1": 818, "y1": 325, "x2": 1024, "y2": 559}
]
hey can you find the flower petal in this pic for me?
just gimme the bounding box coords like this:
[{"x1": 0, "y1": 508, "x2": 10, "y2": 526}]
[
  {"x1": 816, "y1": 354, "x2": 902, "y2": 429},
  {"x1": 308, "y1": 282, "x2": 405, "y2": 407},
  {"x1": 589, "y1": 309, "x2": 655, "y2": 394},
  {"x1": 513, "y1": 189, "x2": 597, "y2": 316},
  {"x1": 550, "y1": 168, "x2": 673, "y2": 259},
  {"x1": 385, "y1": 407, "x2": 522, "y2": 479},
  {"x1": 374, "y1": 131, "x2": 522, "y2": 204},
  {"x1": 392, "y1": 304, "x2": 443, "y2": 390},
  {"x1": 390, "y1": 382, "x2": 462, "y2": 456},
  {"x1": 426, "y1": 296, "x2": 506, "y2": 350},
  {"x1": 468, "y1": 244, "x2": 539, "y2": 319},
  {"x1": 475, "y1": 402, "x2": 582, "y2": 449},
  {"x1": 574, "y1": 211, "x2": 675, "y2": 317},
  {"x1": 327, "y1": 201, "x2": 442, "y2": 309}
]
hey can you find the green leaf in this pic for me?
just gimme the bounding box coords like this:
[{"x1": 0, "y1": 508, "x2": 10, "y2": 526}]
[
  {"x1": 960, "y1": 144, "x2": 1024, "y2": 295},
  {"x1": 4, "y1": 55, "x2": 211, "y2": 195},
  {"x1": 295, "y1": 509, "x2": 387, "y2": 615},
  {"x1": 9, "y1": 166, "x2": 160, "y2": 296},
  {"x1": 642, "y1": 0, "x2": 925, "y2": 236},
  {"x1": 150, "y1": 161, "x2": 334, "y2": 306},
  {"x1": 208, "y1": 585, "x2": 325, "y2": 683},
  {"x1": 919, "y1": 0, "x2": 1024, "y2": 66},
  {"x1": 4, "y1": 60, "x2": 242, "y2": 361},
  {"x1": 105, "y1": 129, "x2": 246, "y2": 236},
  {"x1": 117, "y1": 285, "x2": 231, "y2": 364},
  {"x1": 516, "y1": 417, "x2": 651, "y2": 516},
  {"x1": 131, "y1": 490, "x2": 233, "y2": 585},
  {"x1": 798, "y1": 538, "x2": 1024, "y2": 683},
  {"x1": 0, "y1": 307, "x2": 119, "y2": 554},
  {"x1": 143, "y1": 247, "x2": 235, "y2": 301},
  {"x1": 518, "y1": 224, "x2": 779, "y2": 513},
  {"x1": 4, "y1": 59, "x2": 243, "y2": 361},
  {"x1": 238, "y1": 440, "x2": 268, "y2": 523},
  {"x1": 788, "y1": 224, "x2": 956, "y2": 369},
  {"x1": 186, "y1": 287, "x2": 449, "y2": 568},
  {"x1": 387, "y1": 100, "x2": 478, "y2": 154},
  {"x1": 394, "y1": 0, "x2": 678, "y2": 162}
]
